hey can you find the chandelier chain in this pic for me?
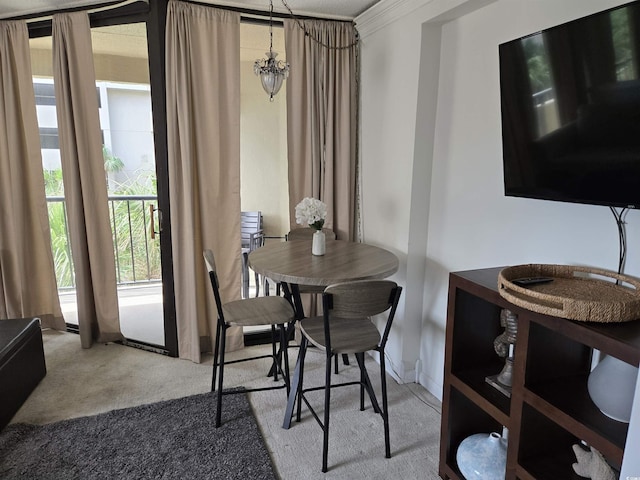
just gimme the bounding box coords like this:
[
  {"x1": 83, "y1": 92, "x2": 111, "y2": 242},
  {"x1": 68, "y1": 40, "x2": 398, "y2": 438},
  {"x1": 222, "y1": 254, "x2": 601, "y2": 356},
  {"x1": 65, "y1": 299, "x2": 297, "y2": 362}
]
[
  {"x1": 255, "y1": 0, "x2": 289, "y2": 100},
  {"x1": 279, "y1": 0, "x2": 359, "y2": 50},
  {"x1": 269, "y1": 0, "x2": 274, "y2": 52}
]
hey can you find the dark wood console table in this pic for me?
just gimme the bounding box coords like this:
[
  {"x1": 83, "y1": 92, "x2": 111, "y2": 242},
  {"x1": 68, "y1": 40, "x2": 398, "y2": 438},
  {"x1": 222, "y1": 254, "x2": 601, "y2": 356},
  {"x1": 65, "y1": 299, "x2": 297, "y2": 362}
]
[{"x1": 439, "y1": 267, "x2": 640, "y2": 479}]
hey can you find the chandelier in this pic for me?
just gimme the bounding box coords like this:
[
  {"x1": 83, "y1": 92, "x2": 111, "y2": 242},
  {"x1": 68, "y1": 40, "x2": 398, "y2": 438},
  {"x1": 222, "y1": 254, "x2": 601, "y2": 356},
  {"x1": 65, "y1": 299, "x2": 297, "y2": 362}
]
[{"x1": 254, "y1": 0, "x2": 290, "y2": 101}]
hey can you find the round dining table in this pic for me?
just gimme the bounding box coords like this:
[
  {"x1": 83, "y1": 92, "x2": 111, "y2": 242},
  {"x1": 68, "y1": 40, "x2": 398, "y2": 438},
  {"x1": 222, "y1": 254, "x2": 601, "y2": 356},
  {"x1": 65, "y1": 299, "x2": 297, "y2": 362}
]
[
  {"x1": 248, "y1": 238, "x2": 399, "y2": 289},
  {"x1": 248, "y1": 238, "x2": 399, "y2": 429}
]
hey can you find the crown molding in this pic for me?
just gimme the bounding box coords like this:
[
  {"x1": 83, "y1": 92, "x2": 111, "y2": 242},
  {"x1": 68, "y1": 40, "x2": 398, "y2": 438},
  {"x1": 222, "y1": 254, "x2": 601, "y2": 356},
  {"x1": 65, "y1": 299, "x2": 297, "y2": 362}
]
[
  {"x1": 355, "y1": 0, "x2": 497, "y2": 38},
  {"x1": 355, "y1": 0, "x2": 432, "y2": 37}
]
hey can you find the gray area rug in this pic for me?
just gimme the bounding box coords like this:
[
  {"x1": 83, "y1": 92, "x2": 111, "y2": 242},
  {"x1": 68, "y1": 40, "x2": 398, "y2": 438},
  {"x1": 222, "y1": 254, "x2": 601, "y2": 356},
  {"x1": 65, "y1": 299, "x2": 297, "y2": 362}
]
[{"x1": 0, "y1": 391, "x2": 276, "y2": 480}]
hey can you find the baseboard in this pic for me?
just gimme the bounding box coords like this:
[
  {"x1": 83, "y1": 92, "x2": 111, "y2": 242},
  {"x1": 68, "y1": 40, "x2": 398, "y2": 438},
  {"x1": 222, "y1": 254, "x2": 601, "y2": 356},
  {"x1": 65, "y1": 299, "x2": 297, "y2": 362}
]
[
  {"x1": 418, "y1": 371, "x2": 443, "y2": 402},
  {"x1": 365, "y1": 351, "x2": 416, "y2": 385},
  {"x1": 390, "y1": 359, "x2": 417, "y2": 384}
]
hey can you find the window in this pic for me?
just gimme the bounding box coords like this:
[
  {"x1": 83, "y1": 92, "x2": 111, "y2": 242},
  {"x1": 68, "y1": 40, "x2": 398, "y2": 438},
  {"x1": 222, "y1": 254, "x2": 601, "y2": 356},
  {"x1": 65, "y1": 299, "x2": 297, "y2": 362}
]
[{"x1": 523, "y1": 35, "x2": 560, "y2": 137}]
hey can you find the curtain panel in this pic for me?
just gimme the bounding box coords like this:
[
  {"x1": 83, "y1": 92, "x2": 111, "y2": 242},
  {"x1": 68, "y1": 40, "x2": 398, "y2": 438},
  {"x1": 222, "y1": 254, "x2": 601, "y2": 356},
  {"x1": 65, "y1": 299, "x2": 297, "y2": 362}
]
[
  {"x1": 52, "y1": 12, "x2": 123, "y2": 347},
  {"x1": 0, "y1": 20, "x2": 65, "y2": 329},
  {"x1": 166, "y1": 0, "x2": 243, "y2": 363},
  {"x1": 284, "y1": 19, "x2": 359, "y2": 242}
]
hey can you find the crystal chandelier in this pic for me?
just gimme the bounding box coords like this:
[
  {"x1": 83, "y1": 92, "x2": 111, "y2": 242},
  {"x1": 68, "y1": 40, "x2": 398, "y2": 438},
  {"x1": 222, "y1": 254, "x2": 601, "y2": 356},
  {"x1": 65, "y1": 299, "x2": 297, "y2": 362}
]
[{"x1": 254, "y1": 0, "x2": 290, "y2": 101}]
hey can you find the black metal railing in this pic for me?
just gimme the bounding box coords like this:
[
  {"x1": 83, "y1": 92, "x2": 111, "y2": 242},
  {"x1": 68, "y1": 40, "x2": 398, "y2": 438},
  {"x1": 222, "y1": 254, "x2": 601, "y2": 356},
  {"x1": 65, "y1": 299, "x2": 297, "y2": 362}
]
[
  {"x1": 47, "y1": 195, "x2": 161, "y2": 289},
  {"x1": 532, "y1": 87, "x2": 555, "y2": 107}
]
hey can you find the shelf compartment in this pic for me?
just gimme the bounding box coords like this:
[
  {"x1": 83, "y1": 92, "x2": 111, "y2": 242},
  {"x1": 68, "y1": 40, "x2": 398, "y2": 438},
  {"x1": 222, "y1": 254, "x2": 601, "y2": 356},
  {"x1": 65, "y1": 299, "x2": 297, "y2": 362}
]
[
  {"x1": 525, "y1": 321, "x2": 592, "y2": 386},
  {"x1": 450, "y1": 368, "x2": 511, "y2": 421},
  {"x1": 451, "y1": 289, "x2": 505, "y2": 375},
  {"x1": 517, "y1": 403, "x2": 607, "y2": 479},
  {"x1": 524, "y1": 377, "x2": 626, "y2": 466},
  {"x1": 442, "y1": 386, "x2": 508, "y2": 479},
  {"x1": 516, "y1": 449, "x2": 592, "y2": 480}
]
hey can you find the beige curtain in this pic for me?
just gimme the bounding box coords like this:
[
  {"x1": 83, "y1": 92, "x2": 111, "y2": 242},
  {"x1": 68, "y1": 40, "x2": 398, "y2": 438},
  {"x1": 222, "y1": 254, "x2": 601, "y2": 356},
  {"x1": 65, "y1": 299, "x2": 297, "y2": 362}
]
[
  {"x1": 52, "y1": 12, "x2": 123, "y2": 348},
  {"x1": 285, "y1": 19, "x2": 358, "y2": 241},
  {"x1": 166, "y1": 0, "x2": 243, "y2": 363},
  {"x1": 0, "y1": 21, "x2": 65, "y2": 329}
]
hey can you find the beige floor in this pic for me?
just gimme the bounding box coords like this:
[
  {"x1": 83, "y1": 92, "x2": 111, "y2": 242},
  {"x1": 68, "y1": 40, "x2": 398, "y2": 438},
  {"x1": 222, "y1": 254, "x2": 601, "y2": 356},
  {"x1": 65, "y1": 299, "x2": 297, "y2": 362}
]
[
  {"x1": 12, "y1": 330, "x2": 443, "y2": 479},
  {"x1": 59, "y1": 284, "x2": 165, "y2": 346}
]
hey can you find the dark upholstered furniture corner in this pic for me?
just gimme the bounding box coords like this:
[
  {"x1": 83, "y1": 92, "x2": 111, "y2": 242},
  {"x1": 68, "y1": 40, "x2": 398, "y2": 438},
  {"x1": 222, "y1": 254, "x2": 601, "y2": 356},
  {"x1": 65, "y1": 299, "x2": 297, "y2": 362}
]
[{"x1": 0, "y1": 318, "x2": 46, "y2": 430}]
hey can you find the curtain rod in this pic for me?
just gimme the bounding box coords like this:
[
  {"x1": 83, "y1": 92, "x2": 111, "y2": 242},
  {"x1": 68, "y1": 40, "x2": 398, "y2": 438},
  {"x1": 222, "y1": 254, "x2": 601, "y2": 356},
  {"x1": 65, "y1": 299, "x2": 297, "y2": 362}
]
[
  {"x1": 16, "y1": 0, "x2": 354, "y2": 35},
  {"x1": 3, "y1": 0, "x2": 147, "y2": 22},
  {"x1": 182, "y1": 0, "x2": 354, "y2": 24},
  {"x1": 6, "y1": 0, "x2": 353, "y2": 25}
]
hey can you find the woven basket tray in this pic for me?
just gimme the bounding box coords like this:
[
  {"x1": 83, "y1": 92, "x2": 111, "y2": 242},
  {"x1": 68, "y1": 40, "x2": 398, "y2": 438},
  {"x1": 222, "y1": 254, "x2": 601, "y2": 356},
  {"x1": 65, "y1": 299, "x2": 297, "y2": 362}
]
[{"x1": 498, "y1": 264, "x2": 640, "y2": 323}]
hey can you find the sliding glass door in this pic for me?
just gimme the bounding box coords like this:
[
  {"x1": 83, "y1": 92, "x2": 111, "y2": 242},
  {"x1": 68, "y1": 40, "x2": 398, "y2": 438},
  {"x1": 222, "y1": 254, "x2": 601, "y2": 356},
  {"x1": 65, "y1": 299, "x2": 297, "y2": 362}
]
[{"x1": 29, "y1": 3, "x2": 177, "y2": 356}]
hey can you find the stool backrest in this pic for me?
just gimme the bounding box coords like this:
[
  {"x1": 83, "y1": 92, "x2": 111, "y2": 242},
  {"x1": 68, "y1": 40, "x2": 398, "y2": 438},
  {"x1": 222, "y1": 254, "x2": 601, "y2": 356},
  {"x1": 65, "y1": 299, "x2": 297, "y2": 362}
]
[{"x1": 322, "y1": 280, "x2": 402, "y2": 351}]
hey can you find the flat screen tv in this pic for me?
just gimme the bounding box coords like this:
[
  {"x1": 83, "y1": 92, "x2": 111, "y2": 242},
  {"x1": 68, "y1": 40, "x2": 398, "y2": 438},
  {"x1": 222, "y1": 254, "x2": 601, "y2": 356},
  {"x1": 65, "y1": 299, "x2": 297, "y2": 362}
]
[{"x1": 499, "y1": 1, "x2": 640, "y2": 209}]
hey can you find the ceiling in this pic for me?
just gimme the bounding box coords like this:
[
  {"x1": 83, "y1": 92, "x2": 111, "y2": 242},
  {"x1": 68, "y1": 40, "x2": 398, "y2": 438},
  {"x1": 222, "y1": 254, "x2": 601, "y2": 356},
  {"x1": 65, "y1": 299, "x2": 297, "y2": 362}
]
[{"x1": 0, "y1": 0, "x2": 382, "y2": 21}]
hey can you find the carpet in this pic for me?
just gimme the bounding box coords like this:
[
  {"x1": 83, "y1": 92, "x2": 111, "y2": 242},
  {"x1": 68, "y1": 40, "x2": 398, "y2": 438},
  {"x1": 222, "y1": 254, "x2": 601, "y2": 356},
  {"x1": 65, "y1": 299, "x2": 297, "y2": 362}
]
[{"x1": 0, "y1": 391, "x2": 276, "y2": 480}]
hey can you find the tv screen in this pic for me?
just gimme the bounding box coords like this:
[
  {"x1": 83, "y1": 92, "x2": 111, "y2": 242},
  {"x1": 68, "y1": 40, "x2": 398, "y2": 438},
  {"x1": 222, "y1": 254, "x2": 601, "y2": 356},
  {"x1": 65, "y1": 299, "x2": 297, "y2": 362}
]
[{"x1": 499, "y1": 1, "x2": 640, "y2": 209}]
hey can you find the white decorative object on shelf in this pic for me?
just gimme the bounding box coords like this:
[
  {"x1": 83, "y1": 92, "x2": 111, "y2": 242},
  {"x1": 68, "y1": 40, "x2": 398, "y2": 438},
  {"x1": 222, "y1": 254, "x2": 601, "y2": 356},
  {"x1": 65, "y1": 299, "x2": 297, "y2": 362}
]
[
  {"x1": 456, "y1": 431, "x2": 507, "y2": 479},
  {"x1": 572, "y1": 444, "x2": 616, "y2": 480},
  {"x1": 587, "y1": 354, "x2": 639, "y2": 423}
]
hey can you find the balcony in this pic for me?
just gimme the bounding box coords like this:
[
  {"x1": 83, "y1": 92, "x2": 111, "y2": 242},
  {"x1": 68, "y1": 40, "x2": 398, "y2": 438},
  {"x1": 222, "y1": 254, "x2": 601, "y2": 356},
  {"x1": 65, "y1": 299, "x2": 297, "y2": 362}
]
[
  {"x1": 48, "y1": 195, "x2": 267, "y2": 347},
  {"x1": 48, "y1": 195, "x2": 165, "y2": 347}
]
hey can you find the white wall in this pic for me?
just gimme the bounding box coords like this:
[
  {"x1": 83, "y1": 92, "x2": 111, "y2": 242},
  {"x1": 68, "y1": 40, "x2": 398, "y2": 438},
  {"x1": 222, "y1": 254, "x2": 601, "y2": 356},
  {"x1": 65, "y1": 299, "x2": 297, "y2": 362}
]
[
  {"x1": 622, "y1": 371, "x2": 640, "y2": 478},
  {"x1": 358, "y1": 0, "x2": 640, "y2": 471},
  {"x1": 240, "y1": 59, "x2": 289, "y2": 239}
]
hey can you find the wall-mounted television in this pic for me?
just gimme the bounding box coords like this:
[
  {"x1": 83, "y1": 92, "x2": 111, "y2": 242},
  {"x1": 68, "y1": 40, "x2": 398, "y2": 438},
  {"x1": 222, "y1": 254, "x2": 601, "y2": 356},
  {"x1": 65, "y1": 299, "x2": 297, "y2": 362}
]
[{"x1": 499, "y1": 1, "x2": 640, "y2": 209}]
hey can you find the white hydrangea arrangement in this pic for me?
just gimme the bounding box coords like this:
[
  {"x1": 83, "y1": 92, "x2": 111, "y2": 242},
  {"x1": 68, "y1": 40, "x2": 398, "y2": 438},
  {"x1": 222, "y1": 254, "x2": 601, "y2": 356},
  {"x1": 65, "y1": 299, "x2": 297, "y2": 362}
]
[{"x1": 295, "y1": 197, "x2": 327, "y2": 230}]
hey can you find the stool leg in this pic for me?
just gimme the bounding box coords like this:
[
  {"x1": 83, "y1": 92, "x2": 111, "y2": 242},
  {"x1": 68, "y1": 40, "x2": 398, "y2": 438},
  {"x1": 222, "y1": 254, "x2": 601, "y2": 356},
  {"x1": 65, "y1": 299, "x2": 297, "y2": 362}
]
[
  {"x1": 296, "y1": 337, "x2": 308, "y2": 422},
  {"x1": 215, "y1": 324, "x2": 227, "y2": 428},
  {"x1": 211, "y1": 321, "x2": 222, "y2": 392},
  {"x1": 321, "y1": 353, "x2": 332, "y2": 473},
  {"x1": 279, "y1": 324, "x2": 290, "y2": 394},
  {"x1": 360, "y1": 354, "x2": 365, "y2": 411},
  {"x1": 271, "y1": 325, "x2": 278, "y2": 382},
  {"x1": 355, "y1": 352, "x2": 381, "y2": 414},
  {"x1": 380, "y1": 348, "x2": 391, "y2": 458},
  {"x1": 254, "y1": 270, "x2": 260, "y2": 297},
  {"x1": 283, "y1": 336, "x2": 306, "y2": 429},
  {"x1": 241, "y1": 252, "x2": 249, "y2": 299}
]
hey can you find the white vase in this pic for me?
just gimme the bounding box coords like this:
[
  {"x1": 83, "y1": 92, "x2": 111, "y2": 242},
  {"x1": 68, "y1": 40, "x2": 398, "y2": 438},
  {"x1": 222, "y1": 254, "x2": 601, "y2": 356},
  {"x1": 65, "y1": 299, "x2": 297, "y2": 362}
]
[
  {"x1": 456, "y1": 431, "x2": 507, "y2": 480},
  {"x1": 312, "y1": 230, "x2": 325, "y2": 256},
  {"x1": 588, "y1": 354, "x2": 639, "y2": 423}
]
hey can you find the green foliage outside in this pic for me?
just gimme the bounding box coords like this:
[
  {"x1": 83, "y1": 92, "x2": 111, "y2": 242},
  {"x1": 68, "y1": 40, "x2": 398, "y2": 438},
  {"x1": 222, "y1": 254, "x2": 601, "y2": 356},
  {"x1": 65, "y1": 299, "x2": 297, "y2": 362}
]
[
  {"x1": 522, "y1": 36, "x2": 552, "y2": 94},
  {"x1": 523, "y1": 9, "x2": 636, "y2": 93},
  {"x1": 610, "y1": 8, "x2": 635, "y2": 81},
  {"x1": 45, "y1": 154, "x2": 160, "y2": 289},
  {"x1": 103, "y1": 146, "x2": 125, "y2": 173},
  {"x1": 47, "y1": 200, "x2": 74, "y2": 287},
  {"x1": 44, "y1": 168, "x2": 64, "y2": 196}
]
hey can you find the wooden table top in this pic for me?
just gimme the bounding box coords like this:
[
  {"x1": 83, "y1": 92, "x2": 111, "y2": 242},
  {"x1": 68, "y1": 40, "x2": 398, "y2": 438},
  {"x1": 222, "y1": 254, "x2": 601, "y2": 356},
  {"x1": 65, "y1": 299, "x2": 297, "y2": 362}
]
[{"x1": 248, "y1": 240, "x2": 399, "y2": 286}]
